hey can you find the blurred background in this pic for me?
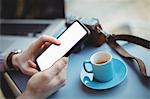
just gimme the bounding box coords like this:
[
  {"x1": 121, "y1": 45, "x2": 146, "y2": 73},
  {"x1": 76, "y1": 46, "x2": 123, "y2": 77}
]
[
  {"x1": 65, "y1": 0, "x2": 150, "y2": 40},
  {"x1": 1, "y1": 0, "x2": 150, "y2": 40}
]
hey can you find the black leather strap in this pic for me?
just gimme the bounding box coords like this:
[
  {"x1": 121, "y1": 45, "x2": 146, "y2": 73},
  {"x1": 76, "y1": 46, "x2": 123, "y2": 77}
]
[
  {"x1": 113, "y1": 34, "x2": 150, "y2": 49},
  {"x1": 7, "y1": 52, "x2": 16, "y2": 70},
  {"x1": 106, "y1": 35, "x2": 148, "y2": 77},
  {"x1": 6, "y1": 50, "x2": 22, "y2": 70}
]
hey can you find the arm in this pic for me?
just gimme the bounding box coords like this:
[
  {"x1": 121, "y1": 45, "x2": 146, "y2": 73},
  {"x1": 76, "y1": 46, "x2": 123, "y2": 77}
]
[
  {"x1": 1, "y1": 35, "x2": 68, "y2": 98},
  {"x1": 17, "y1": 57, "x2": 68, "y2": 99},
  {"x1": 0, "y1": 52, "x2": 9, "y2": 72},
  {"x1": 0, "y1": 35, "x2": 60, "y2": 75}
]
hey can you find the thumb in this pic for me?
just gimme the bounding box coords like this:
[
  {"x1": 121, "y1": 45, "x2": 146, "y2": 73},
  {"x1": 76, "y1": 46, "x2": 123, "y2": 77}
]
[
  {"x1": 28, "y1": 60, "x2": 37, "y2": 69},
  {"x1": 26, "y1": 68, "x2": 39, "y2": 76}
]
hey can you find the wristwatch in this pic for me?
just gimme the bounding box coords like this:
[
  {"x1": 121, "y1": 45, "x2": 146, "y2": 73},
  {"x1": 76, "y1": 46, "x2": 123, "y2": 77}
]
[{"x1": 6, "y1": 49, "x2": 22, "y2": 70}]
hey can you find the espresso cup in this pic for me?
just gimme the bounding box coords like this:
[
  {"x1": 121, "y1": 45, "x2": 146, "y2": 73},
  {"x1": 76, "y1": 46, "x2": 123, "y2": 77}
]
[{"x1": 83, "y1": 51, "x2": 114, "y2": 82}]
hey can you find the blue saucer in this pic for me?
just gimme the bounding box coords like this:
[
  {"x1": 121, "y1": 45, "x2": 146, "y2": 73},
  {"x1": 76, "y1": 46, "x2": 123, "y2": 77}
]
[{"x1": 80, "y1": 58, "x2": 128, "y2": 90}]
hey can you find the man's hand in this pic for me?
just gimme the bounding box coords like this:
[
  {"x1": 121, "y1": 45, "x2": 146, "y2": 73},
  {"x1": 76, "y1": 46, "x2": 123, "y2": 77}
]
[
  {"x1": 12, "y1": 35, "x2": 60, "y2": 75},
  {"x1": 17, "y1": 57, "x2": 68, "y2": 99}
]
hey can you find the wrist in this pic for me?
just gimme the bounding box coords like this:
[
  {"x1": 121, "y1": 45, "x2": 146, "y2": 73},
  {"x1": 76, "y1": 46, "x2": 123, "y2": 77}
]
[
  {"x1": 17, "y1": 90, "x2": 37, "y2": 99},
  {"x1": 12, "y1": 53, "x2": 20, "y2": 70},
  {"x1": 6, "y1": 50, "x2": 22, "y2": 70},
  {"x1": 17, "y1": 89, "x2": 44, "y2": 99}
]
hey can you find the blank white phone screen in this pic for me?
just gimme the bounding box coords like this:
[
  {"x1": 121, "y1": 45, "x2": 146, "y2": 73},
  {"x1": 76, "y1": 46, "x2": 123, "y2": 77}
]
[{"x1": 37, "y1": 21, "x2": 87, "y2": 71}]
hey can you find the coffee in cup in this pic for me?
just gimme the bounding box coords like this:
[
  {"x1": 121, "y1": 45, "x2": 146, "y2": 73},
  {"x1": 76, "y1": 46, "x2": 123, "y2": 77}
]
[{"x1": 83, "y1": 51, "x2": 114, "y2": 82}]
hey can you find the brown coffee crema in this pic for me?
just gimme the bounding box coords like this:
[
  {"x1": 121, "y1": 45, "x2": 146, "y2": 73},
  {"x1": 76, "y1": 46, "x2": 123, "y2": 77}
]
[{"x1": 95, "y1": 60, "x2": 108, "y2": 64}]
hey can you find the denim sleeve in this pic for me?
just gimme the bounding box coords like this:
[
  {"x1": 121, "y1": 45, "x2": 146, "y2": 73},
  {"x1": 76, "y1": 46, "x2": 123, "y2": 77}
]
[
  {"x1": 0, "y1": 51, "x2": 3, "y2": 64},
  {"x1": 0, "y1": 51, "x2": 5, "y2": 71}
]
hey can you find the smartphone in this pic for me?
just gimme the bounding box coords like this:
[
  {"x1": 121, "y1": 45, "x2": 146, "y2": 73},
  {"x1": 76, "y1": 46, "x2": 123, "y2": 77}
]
[{"x1": 36, "y1": 21, "x2": 89, "y2": 71}]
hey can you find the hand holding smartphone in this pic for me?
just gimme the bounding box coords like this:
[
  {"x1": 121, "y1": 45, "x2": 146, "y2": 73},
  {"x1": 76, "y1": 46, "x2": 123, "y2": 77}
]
[{"x1": 36, "y1": 21, "x2": 89, "y2": 71}]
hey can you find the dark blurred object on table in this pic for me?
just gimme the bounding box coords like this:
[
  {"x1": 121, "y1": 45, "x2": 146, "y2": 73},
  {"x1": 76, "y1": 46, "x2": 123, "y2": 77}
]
[{"x1": 1, "y1": 0, "x2": 65, "y2": 19}]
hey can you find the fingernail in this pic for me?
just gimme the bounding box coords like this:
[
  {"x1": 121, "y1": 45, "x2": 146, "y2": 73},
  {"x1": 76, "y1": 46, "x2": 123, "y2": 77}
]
[
  {"x1": 63, "y1": 57, "x2": 68, "y2": 64},
  {"x1": 56, "y1": 40, "x2": 61, "y2": 45}
]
